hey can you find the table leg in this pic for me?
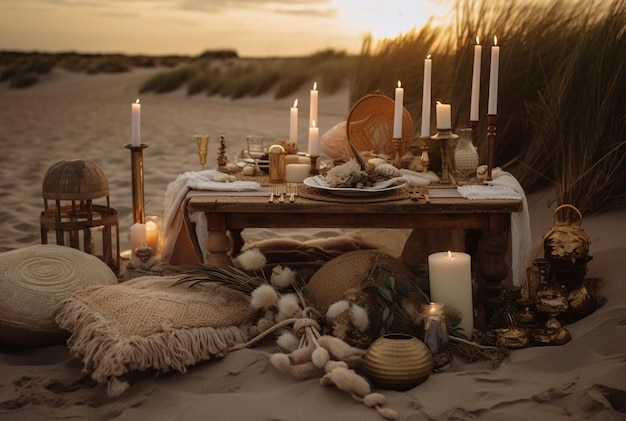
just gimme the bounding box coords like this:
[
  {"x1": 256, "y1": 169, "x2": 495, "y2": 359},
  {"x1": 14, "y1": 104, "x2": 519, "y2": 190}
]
[
  {"x1": 475, "y1": 214, "x2": 510, "y2": 325},
  {"x1": 205, "y1": 212, "x2": 233, "y2": 268},
  {"x1": 231, "y1": 229, "x2": 244, "y2": 256}
]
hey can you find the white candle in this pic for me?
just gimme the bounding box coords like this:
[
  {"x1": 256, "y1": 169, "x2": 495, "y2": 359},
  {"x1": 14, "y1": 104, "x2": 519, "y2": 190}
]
[
  {"x1": 309, "y1": 82, "x2": 318, "y2": 128},
  {"x1": 131, "y1": 99, "x2": 141, "y2": 147},
  {"x1": 290, "y1": 99, "x2": 298, "y2": 143},
  {"x1": 130, "y1": 223, "x2": 146, "y2": 252},
  {"x1": 470, "y1": 37, "x2": 482, "y2": 121},
  {"x1": 308, "y1": 120, "x2": 319, "y2": 156},
  {"x1": 285, "y1": 163, "x2": 310, "y2": 183},
  {"x1": 436, "y1": 102, "x2": 452, "y2": 129},
  {"x1": 392, "y1": 80, "x2": 404, "y2": 139},
  {"x1": 145, "y1": 220, "x2": 159, "y2": 253},
  {"x1": 488, "y1": 36, "x2": 500, "y2": 115},
  {"x1": 428, "y1": 251, "x2": 474, "y2": 337},
  {"x1": 421, "y1": 55, "x2": 432, "y2": 137}
]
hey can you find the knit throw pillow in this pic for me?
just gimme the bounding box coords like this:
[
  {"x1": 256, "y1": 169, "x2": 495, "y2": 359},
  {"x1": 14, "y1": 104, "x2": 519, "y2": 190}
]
[{"x1": 56, "y1": 275, "x2": 254, "y2": 396}]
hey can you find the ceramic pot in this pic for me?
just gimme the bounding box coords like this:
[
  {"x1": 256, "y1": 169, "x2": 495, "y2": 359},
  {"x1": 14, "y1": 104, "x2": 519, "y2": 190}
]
[
  {"x1": 452, "y1": 128, "x2": 479, "y2": 179},
  {"x1": 362, "y1": 333, "x2": 434, "y2": 391}
]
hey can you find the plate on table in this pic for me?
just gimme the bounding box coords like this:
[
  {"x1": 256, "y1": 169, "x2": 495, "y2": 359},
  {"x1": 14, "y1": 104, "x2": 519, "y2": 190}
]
[{"x1": 303, "y1": 176, "x2": 407, "y2": 197}]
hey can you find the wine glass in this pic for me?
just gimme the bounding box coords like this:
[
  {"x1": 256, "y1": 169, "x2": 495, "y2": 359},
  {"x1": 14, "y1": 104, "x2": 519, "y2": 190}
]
[
  {"x1": 246, "y1": 135, "x2": 264, "y2": 173},
  {"x1": 195, "y1": 135, "x2": 209, "y2": 170}
]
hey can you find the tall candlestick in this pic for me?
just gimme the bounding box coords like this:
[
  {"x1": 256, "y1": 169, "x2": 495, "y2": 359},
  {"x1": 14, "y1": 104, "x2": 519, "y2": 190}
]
[
  {"x1": 131, "y1": 99, "x2": 141, "y2": 147},
  {"x1": 488, "y1": 36, "x2": 500, "y2": 115},
  {"x1": 393, "y1": 80, "x2": 404, "y2": 139},
  {"x1": 428, "y1": 251, "x2": 474, "y2": 337},
  {"x1": 470, "y1": 37, "x2": 482, "y2": 121},
  {"x1": 308, "y1": 120, "x2": 319, "y2": 156},
  {"x1": 290, "y1": 99, "x2": 298, "y2": 143},
  {"x1": 436, "y1": 102, "x2": 451, "y2": 129},
  {"x1": 309, "y1": 82, "x2": 318, "y2": 128},
  {"x1": 421, "y1": 55, "x2": 432, "y2": 137}
]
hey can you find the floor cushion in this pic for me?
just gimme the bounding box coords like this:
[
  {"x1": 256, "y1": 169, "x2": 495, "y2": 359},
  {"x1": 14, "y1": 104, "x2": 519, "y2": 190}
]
[{"x1": 0, "y1": 244, "x2": 118, "y2": 347}]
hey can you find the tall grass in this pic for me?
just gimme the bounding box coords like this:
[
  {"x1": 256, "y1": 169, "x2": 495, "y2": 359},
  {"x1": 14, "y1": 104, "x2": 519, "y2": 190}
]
[{"x1": 352, "y1": 0, "x2": 626, "y2": 215}]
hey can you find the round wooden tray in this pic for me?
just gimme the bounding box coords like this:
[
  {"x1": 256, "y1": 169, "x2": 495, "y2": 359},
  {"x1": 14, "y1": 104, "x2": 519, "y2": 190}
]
[{"x1": 346, "y1": 93, "x2": 414, "y2": 157}]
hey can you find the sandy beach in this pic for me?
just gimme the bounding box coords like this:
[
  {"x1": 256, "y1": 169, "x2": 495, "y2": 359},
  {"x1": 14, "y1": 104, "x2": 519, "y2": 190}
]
[{"x1": 1, "y1": 67, "x2": 625, "y2": 420}]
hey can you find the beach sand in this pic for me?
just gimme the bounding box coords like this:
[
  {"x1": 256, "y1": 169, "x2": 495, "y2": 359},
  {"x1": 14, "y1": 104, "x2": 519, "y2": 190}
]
[{"x1": 1, "y1": 68, "x2": 625, "y2": 420}]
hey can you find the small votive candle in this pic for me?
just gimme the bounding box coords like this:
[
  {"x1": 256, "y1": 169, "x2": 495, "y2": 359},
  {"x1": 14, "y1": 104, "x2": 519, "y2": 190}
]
[
  {"x1": 130, "y1": 223, "x2": 147, "y2": 252},
  {"x1": 285, "y1": 163, "x2": 310, "y2": 183}
]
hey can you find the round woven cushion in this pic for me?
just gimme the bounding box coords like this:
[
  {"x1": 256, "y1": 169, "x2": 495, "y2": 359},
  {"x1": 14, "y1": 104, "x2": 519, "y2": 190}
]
[
  {"x1": 307, "y1": 250, "x2": 418, "y2": 312},
  {"x1": 0, "y1": 244, "x2": 118, "y2": 346}
]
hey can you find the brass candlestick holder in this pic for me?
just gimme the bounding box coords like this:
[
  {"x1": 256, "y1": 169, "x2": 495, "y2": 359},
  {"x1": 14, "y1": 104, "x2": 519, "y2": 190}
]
[
  {"x1": 419, "y1": 136, "x2": 430, "y2": 173},
  {"x1": 430, "y1": 129, "x2": 458, "y2": 184},
  {"x1": 392, "y1": 137, "x2": 402, "y2": 168},
  {"x1": 487, "y1": 114, "x2": 497, "y2": 181},
  {"x1": 125, "y1": 144, "x2": 147, "y2": 224},
  {"x1": 309, "y1": 155, "x2": 319, "y2": 175}
]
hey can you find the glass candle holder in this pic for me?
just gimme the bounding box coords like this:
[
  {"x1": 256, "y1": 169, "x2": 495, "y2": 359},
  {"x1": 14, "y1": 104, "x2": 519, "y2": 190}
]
[{"x1": 422, "y1": 302, "x2": 452, "y2": 369}]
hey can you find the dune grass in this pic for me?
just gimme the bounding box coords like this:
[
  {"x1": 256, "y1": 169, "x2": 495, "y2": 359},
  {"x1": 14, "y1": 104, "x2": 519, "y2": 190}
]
[{"x1": 351, "y1": 0, "x2": 626, "y2": 215}]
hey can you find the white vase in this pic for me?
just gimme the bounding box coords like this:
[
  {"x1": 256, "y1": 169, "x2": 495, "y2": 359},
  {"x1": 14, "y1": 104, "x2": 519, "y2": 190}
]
[{"x1": 453, "y1": 128, "x2": 479, "y2": 179}]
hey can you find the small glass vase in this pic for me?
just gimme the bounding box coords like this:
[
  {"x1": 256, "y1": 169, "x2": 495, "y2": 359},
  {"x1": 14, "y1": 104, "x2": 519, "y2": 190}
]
[{"x1": 452, "y1": 128, "x2": 479, "y2": 180}]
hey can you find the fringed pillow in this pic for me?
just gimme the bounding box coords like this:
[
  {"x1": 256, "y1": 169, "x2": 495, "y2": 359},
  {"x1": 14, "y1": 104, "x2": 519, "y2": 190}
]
[{"x1": 56, "y1": 275, "x2": 254, "y2": 396}]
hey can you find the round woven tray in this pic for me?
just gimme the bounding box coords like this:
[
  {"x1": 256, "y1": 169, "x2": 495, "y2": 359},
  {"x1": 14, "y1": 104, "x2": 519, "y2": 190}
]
[
  {"x1": 347, "y1": 93, "x2": 413, "y2": 157},
  {"x1": 299, "y1": 185, "x2": 409, "y2": 203}
]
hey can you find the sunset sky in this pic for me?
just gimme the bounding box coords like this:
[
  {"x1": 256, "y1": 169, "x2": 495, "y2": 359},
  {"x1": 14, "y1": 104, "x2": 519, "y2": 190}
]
[{"x1": 0, "y1": 0, "x2": 452, "y2": 57}]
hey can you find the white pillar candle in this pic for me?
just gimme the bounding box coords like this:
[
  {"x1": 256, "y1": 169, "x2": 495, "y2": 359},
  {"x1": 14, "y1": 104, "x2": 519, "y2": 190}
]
[
  {"x1": 285, "y1": 163, "x2": 310, "y2": 183},
  {"x1": 470, "y1": 37, "x2": 482, "y2": 121},
  {"x1": 436, "y1": 102, "x2": 452, "y2": 129},
  {"x1": 145, "y1": 220, "x2": 159, "y2": 253},
  {"x1": 130, "y1": 223, "x2": 146, "y2": 252},
  {"x1": 309, "y1": 82, "x2": 318, "y2": 128},
  {"x1": 421, "y1": 55, "x2": 432, "y2": 137},
  {"x1": 308, "y1": 120, "x2": 319, "y2": 156},
  {"x1": 131, "y1": 99, "x2": 141, "y2": 147},
  {"x1": 392, "y1": 80, "x2": 404, "y2": 139},
  {"x1": 290, "y1": 99, "x2": 298, "y2": 143},
  {"x1": 428, "y1": 251, "x2": 473, "y2": 337},
  {"x1": 488, "y1": 36, "x2": 500, "y2": 115}
]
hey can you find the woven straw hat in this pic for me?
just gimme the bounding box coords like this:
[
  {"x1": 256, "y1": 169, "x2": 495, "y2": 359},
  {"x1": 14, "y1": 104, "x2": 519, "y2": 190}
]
[
  {"x1": 307, "y1": 250, "x2": 419, "y2": 312},
  {"x1": 346, "y1": 93, "x2": 413, "y2": 157},
  {"x1": 0, "y1": 244, "x2": 118, "y2": 346}
]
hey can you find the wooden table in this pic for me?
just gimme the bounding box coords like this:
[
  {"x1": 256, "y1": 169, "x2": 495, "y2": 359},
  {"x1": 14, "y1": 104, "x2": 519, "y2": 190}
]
[{"x1": 185, "y1": 186, "x2": 523, "y2": 319}]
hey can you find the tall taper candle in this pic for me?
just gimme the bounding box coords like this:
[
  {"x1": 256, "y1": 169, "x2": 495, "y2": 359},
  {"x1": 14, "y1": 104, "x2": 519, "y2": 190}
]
[
  {"x1": 421, "y1": 55, "x2": 432, "y2": 137},
  {"x1": 392, "y1": 81, "x2": 404, "y2": 139},
  {"x1": 308, "y1": 120, "x2": 319, "y2": 156},
  {"x1": 290, "y1": 99, "x2": 298, "y2": 143},
  {"x1": 309, "y1": 82, "x2": 318, "y2": 128},
  {"x1": 488, "y1": 36, "x2": 500, "y2": 115},
  {"x1": 131, "y1": 99, "x2": 141, "y2": 147},
  {"x1": 470, "y1": 37, "x2": 482, "y2": 121}
]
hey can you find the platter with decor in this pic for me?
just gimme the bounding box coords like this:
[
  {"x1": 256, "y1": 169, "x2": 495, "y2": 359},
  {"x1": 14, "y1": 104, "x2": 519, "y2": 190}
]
[{"x1": 303, "y1": 175, "x2": 406, "y2": 197}]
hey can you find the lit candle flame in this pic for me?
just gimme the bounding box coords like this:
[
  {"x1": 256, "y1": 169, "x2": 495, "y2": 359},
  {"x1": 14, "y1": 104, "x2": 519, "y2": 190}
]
[
  {"x1": 293, "y1": 99, "x2": 298, "y2": 108},
  {"x1": 447, "y1": 250, "x2": 452, "y2": 258},
  {"x1": 135, "y1": 98, "x2": 140, "y2": 104},
  {"x1": 436, "y1": 100, "x2": 442, "y2": 105},
  {"x1": 313, "y1": 82, "x2": 317, "y2": 90},
  {"x1": 494, "y1": 35, "x2": 498, "y2": 46},
  {"x1": 427, "y1": 54, "x2": 431, "y2": 59},
  {"x1": 397, "y1": 80, "x2": 401, "y2": 88},
  {"x1": 476, "y1": 36, "x2": 480, "y2": 45},
  {"x1": 312, "y1": 120, "x2": 317, "y2": 128}
]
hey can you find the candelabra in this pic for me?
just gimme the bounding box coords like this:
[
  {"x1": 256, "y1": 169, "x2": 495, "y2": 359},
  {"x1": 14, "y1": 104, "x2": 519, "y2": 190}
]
[
  {"x1": 430, "y1": 129, "x2": 458, "y2": 184},
  {"x1": 487, "y1": 114, "x2": 497, "y2": 181},
  {"x1": 125, "y1": 144, "x2": 147, "y2": 224}
]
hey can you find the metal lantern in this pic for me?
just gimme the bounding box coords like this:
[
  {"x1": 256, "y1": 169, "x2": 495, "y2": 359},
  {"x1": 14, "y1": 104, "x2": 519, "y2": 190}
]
[{"x1": 40, "y1": 160, "x2": 120, "y2": 275}]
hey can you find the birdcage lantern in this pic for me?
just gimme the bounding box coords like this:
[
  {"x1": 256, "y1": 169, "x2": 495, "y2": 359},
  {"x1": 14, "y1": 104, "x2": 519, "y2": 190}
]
[{"x1": 40, "y1": 160, "x2": 120, "y2": 275}]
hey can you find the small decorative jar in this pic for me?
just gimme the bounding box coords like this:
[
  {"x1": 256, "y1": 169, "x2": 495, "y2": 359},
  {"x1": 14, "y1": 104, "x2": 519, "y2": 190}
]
[
  {"x1": 452, "y1": 128, "x2": 479, "y2": 180},
  {"x1": 422, "y1": 302, "x2": 452, "y2": 369},
  {"x1": 362, "y1": 334, "x2": 433, "y2": 391}
]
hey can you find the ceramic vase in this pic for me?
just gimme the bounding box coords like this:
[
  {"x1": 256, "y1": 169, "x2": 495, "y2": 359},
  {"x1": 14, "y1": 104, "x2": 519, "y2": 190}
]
[
  {"x1": 362, "y1": 333, "x2": 434, "y2": 391},
  {"x1": 453, "y1": 128, "x2": 479, "y2": 179}
]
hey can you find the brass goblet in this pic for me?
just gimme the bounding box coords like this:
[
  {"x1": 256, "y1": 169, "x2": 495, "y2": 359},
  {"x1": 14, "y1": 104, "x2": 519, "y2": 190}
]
[{"x1": 195, "y1": 135, "x2": 209, "y2": 170}]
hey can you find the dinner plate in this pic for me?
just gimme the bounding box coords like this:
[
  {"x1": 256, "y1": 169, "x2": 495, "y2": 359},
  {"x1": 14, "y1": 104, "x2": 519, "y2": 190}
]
[{"x1": 303, "y1": 176, "x2": 407, "y2": 197}]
